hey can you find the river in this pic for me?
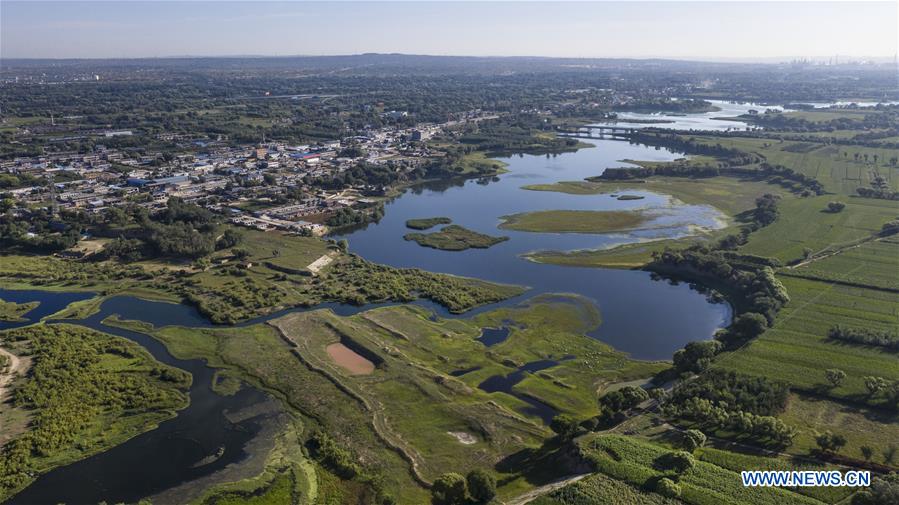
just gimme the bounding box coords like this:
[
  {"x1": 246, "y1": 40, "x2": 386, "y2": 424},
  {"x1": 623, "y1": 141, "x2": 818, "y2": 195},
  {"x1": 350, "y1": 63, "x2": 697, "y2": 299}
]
[{"x1": 2, "y1": 125, "x2": 741, "y2": 503}]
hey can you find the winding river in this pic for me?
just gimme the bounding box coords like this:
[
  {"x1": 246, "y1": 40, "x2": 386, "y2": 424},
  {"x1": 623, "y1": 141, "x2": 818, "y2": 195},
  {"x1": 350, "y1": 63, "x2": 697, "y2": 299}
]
[{"x1": 1, "y1": 114, "x2": 755, "y2": 502}]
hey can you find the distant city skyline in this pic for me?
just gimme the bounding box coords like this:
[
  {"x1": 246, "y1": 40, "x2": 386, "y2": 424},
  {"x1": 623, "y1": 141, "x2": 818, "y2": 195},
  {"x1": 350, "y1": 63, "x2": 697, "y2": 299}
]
[{"x1": 2, "y1": 1, "x2": 896, "y2": 61}]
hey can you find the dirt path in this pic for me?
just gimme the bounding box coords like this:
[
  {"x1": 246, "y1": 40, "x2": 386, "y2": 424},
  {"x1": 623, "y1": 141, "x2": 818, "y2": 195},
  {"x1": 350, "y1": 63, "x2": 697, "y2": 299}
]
[
  {"x1": 504, "y1": 473, "x2": 590, "y2": 505},
  {"x1": 0, "y1": 347, "x2": 23, "y2": 402},
  {"x1": 787, "y1": 235, "x2": 881, "y2": 270}
]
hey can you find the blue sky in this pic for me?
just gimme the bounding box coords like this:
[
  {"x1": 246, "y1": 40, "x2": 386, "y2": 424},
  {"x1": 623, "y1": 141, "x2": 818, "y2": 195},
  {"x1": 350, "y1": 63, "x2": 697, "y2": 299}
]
[{"x1": 2, "y1": 1, "x2": 896, "y2": 60}]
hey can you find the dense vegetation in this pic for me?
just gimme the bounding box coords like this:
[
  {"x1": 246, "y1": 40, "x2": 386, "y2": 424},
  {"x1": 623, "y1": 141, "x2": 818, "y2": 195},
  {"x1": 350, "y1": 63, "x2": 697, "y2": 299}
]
[
  {"x1": 403, "y1": 225, "x2": 508, "y2": 251},
  {"x1": 0, "y1": 324, "x2": 189, "y2": 499}
]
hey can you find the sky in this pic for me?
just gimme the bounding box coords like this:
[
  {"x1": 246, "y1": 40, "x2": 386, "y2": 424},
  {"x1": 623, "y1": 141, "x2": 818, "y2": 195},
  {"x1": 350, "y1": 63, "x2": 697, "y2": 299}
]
[{"x1": 1, "y1": 1, "x2": 896, "y2": 61}]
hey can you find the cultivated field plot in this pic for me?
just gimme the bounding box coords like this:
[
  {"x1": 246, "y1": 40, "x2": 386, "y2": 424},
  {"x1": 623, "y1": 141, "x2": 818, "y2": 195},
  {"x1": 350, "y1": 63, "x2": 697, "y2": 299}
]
[
  {"x1": 788, "y1": 237, "x2": 899, "y2": 290},
  {"x1": 575, "y1": 434, "x2": 823, "y2": 505},
  {"x1": 715, "y1": 276, "x2": 899, "y2": 404},
  {"x1": 740, "y1": 196, "x2": 898, "y2": 263},
  {"x1": 691, "y1": 136, "x2": 899, "y2": 194}
]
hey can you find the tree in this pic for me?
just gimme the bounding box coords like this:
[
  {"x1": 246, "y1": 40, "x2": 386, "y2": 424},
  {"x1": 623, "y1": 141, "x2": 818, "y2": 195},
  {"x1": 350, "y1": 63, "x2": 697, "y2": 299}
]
[
  {"x1": 466, "y1": 469, "x2": 497, "y2": 503},
  {"x1": 600, "y1": 386, "x2": 649, "y2": 412},
  {"x1": 861, "y1": 445, "x2": 874, "y2": 461},
  {"x1": 825, "y1": 369, "x2": 846, "y2": 388},
  {"x1": 815, "y1": 431, "x2": 847, "y2": 454},
  {"x1": 654, "y1": 477, "x2": 681, "y2": 498},
  {"x1": 864, "y1": 376, "x2": 887, "y2": 396},
  {"x1": 851, "y1": 472, "x2": 899, "y2": 505},
  {"x1": 431, "y1": 473, "x2": 467, "y2": 505},
  {"x1": 826, "y1": 201, "x2": 846, "y2": 213},
  {"x1": 231, "y1": 248, "x2": 251, "y2": 260},
  {"x1": 549, "y1": 414, "x2": 580, "y2": 439},
  {"x1": 338, "y1": 239, "x2": 349, "y2": 252},
  {"x1": 681, "y1": 429, "x2": 707, "y2": 453},
  {"x1": 217, "y1": 228, "x2": 243, "y2": 249}
]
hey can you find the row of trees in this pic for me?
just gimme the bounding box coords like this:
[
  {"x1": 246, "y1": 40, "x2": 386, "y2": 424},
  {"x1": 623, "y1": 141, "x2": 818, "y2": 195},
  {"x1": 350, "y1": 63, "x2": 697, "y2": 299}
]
[{"x1": 828, "y1": 325, "x2": 899, "y2": 351}]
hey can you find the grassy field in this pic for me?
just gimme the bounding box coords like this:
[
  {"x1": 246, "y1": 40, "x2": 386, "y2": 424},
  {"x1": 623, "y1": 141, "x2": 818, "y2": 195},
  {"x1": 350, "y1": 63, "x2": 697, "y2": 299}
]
[
  {"x1": 778, "y1": 393, "x2": 899, "y2": 468},
  {"x1": 687, "y1": 136, "x2": 899, "y2": 194},
  {"x1": 404, "y1": 224, "x2": 509, "y2": 250},
  {"x1": 576, "y1": 434, "x2": 823, "y2": 505},
  {"x1": 740, "y1": 195, "x2": 898, "y2": 264},
  {"x1": 533, "y1": 471, "x2": 683, "y2": 505},
  {"x1": 500, "y1": 210, "x2": 651, "y2": 234},
  {"x1": 714, "y1": 276, "x2": 899, "y2": 406},
  {"x1": 787, "y1": 237, "x2": 899, "y2": 290}
]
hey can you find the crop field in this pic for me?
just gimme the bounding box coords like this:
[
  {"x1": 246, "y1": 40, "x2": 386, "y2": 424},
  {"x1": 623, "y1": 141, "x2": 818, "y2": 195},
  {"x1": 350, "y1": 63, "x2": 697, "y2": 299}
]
[
  {"x1": 689, "y1": 136, "x2": 899, "y2": 194},
  {"x1": 739, "y1": 195, "x2": 898, "y2": 263},
  {"x1": 576, "y1": 434, "x2": 823, "y2": 505},
  {"x1": 714, "y1": 276, "x2": 899, "y2": 405},
  {"x1": 788, "y1": 237, "x2": 899, "y2": 290},
  {"x1": 696, "y1": 446, "x2": 854, "y2": 504},
  {"x1": 533, "y1": 471, "x2": 682, "y2": 505}
]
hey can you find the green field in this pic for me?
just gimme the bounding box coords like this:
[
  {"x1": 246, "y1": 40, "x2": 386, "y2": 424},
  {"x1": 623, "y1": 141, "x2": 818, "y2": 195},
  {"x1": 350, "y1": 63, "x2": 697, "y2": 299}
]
[
  {"x1": 500, "y1": 210, "x2": 651, "y2": 234},
  {"x1": 523, "y1": 176, "x2": 787, "y2": 268},
  {"x1": 740, "y1": 196, "x2": 898, "y2": 264},
  {"x1": 575, "y1": 434, "x2": 823, "y2": 505},
  {"x1": 404, "y1": 224, "x2": 509, "y2": 250},
  {"x1": 715, "y1": 276, "x2": 899, "y2": 406},
  {"x1": 787, "y1": 237, "x2": 899, "y2": 290}
]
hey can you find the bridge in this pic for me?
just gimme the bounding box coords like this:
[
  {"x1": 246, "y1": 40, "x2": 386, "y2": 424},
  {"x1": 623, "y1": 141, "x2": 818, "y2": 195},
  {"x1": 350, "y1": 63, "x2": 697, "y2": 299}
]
[{"x1": 556, "y1": 124, "x2": 641, "y2": 139}]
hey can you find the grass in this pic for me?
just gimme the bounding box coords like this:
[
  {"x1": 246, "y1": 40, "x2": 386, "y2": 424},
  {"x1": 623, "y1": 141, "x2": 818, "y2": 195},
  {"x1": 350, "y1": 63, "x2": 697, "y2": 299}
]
[
  {"x1": 191, "y1": 417, "x2": 317, "y2": 505},
  {"x1": 577, "y1": 434, "x2": 823, "y2": 505},
  {"x1": 405, "y1": 217, "x2": 452, "y2": 230},
  {"x1": 521, "y1": 176, "x2": 790, "y2": 268},
  {"x1": 122, "y1": 294, "x2": 665, "y2": 501},
  {"x1": 499, "y1": 210, "x2": 651, "y2": 234},
  {"x1": 778, "y1": 393, "x2": 899, "y2": 468},
  {"x1": 740, "y1": 196, "x2": 898, "y2": 264},
  {"x1": 0, "y1": 229, "x2": 525, "y2": 324},
  {"x1": 714, "y1": 276, "x2": 899, "y2": 406},
  {"x1": 404, "y1": 224, "x2": 509, "y2": 251},
  {"x1": 0, "y1": 323, "x2": 190, "y2": 500},
  {"x1": 454, "y1": 152, "x2": 509, "y2": 175},
  {"x1": 0, "y1": 299, "x2": 39, "y2": 321},
  {"x1": 788, "y1": 237, "x2": 899, "y2": 290},
  {"x1": 533, "y1": 472, "x2": 682, "y2": 505}
]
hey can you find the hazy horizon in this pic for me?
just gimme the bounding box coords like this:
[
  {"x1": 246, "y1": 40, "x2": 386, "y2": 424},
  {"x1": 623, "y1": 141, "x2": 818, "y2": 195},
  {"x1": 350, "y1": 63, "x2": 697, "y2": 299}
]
[{"x1": 2, "y1": 1, "x2": 896, "y2": 62}]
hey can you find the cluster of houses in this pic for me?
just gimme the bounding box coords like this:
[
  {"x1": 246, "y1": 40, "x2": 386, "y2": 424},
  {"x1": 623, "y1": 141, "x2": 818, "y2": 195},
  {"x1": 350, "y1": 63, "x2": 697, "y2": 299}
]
[{"x1": 1, "y1": 113, "x2": 491, "y2": 236}]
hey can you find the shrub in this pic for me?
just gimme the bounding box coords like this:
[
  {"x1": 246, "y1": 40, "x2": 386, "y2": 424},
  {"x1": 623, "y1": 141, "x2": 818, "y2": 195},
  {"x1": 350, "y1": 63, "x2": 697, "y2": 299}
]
[
  {"x1": 653, "y1": 477, "x2": 681, "y2": 498},
  {"x1": 432, "y1": 472, "x2": 467, "y2": 505},
  {"x1": 826, "y1": 201, "x2": 846, "y2": 213},
  {"x1": 681, "y1": 429, "x2": 707, "y2": 453},
  {"x1": 466, "y1": 469, "x2": 497, "y2": 503}
]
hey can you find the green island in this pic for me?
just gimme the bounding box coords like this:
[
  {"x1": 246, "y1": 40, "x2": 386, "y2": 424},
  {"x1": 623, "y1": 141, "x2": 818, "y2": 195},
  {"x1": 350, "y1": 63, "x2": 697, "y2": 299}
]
[
  {"x1": 499, "y1": 209, "x2": 652, "y2": 234},
  {"x1": 0, "y1": 299, "x2": 39, "y2": 322},
  {"x1": 405, "y1": 217, "x2": 453, "y2": 230},
  {"x1": 404, "y1": 224, "x2": 509, "y2": 250}
]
